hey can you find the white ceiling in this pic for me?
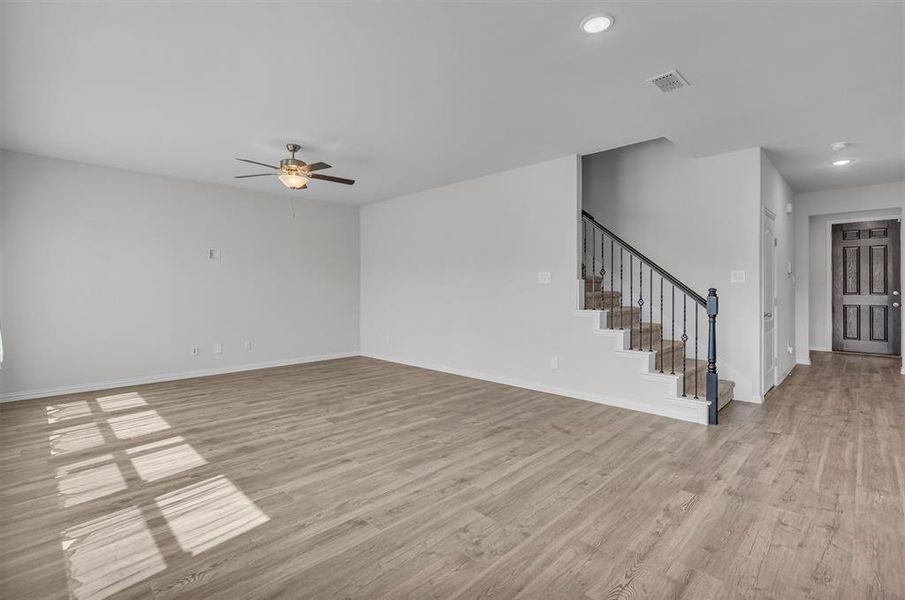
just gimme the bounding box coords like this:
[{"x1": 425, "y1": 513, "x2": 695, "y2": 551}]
[{"x1": 2, "y1": 2, "x2": 903, "y2": 205}]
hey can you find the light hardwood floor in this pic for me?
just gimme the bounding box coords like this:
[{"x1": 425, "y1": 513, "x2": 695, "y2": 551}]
[{"x1": 1, "y1": 352, "x2": 903, "y2": 599}]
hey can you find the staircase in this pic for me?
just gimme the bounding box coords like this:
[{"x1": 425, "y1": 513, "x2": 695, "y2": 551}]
[{"x1": 580, "y1": 211, "x2": 734, "y2": 423}]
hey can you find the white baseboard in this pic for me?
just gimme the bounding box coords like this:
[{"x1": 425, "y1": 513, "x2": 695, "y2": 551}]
[
  {"x1": 809, "y1": 346, "x2": 831, "y2": 352},
  {"x1": 361, "y1": 352, "x2": 709, "y2": 425},
  {"x1": 796, "y1": 358, "x2": 811, "y2": 366},
  {"x1": 0, "y1": 351, "x2": 359, "y2": 403}
]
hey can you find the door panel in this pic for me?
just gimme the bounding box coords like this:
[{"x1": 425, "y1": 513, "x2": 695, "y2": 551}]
[
  {"x1": 843, "y1": 247, "x2": 860, "y2": 294},
  {"x1": 832, "y1": 219, "x2": 901, "y2": 355}
]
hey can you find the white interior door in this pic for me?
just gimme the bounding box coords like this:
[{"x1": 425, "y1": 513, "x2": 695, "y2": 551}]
[{"x1": 762, "y1": 216, "x2": 777, "y2": 393}]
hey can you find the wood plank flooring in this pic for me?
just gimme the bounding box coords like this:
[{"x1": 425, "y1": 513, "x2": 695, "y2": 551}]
[{"x1": 1, "y1": 351, "x2": 903, "y2": 599}]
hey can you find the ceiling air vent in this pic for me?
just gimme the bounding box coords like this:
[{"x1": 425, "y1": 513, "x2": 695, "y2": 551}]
[{"x1": 647, "y1": 70, "x2": 689, "y2": 93}]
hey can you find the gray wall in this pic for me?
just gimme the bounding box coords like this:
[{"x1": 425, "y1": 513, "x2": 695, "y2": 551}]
[
  {"x1": 0, "y1": 151, "x2": 360, "y2": 399},
  {"x1": 360, "y1": 155, "x2": 712, "y2": 423}
]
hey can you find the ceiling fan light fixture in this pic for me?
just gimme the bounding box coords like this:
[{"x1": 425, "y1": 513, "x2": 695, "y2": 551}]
[{"x1": 278, "y1": 173, "x2": 310, "y2": 189}]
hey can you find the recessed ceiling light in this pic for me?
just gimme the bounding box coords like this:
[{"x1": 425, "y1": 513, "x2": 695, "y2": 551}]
[
  {"x1": 580, "y1": 14, "x2": 614, "y2": 34},
  {"x1": 832, "y1": 159, "x2": 853, "y2": 167}
]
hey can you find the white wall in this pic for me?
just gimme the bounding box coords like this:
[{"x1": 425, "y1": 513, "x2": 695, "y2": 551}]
[
  {"x1": 793, "y1": 181, "x2": 905, "y2": 366},
  {"x1": 760, "y1": 151, "x2": 796, "y2": 386},
  {"x1": 581, "y1": 138, "x2": 762, "y2": 401},
  {"x1": 360, "y1": 155, "x2": 713, "y2": 422},
  {"x1": 0, "y1": 151, "x2": 360, "y2": 400}
]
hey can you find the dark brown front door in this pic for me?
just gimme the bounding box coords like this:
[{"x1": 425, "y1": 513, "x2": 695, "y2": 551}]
[{"x1": 832, "y1": 219, "x2": 901, "y2": 355}]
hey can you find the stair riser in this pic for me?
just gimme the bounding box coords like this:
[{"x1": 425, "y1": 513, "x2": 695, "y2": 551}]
[{"x1": 584, "y1": 292, "x2": 622, "y2": 309}]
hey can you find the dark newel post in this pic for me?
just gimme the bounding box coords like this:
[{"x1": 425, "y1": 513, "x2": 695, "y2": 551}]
[{"x1": 706, "y1": 288, "x2": 719, "y2": 425}]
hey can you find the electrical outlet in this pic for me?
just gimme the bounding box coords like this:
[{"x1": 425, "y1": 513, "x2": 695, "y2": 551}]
[
  {"x1": 213, "y1": 343, "x2": 223, "y2": 354},
  {"x1": 190, "y1": 346, "x2": 199, "y2": 356},
  {"x1": 244, "y1": 341, "x2": 252, "y2": 351},
  {"x1": 208, "y1": 248, "x2": 221, "y2": 260},
  {"x1": 551, "y1": 356, "x2": 559, "y2": 370}
]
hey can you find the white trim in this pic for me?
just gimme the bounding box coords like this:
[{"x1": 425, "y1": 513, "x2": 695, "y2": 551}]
[
  {"x1": 797, "y1": 358, "x2": 811, "y2": 366},
  {"x1": 809, "y1": 345, "x2": 832, "y2": 352},
  {"x1": 361, "y1": 351, "x2": 710, "y2": 425},
  {"x1": 0, "y1": 351, "x2": 359, "y2": 403}
]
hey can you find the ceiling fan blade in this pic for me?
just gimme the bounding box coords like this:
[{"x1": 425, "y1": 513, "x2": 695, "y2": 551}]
[
  {"x1": 310, "y1": 173, "x2": 355, "y2": 185},
  {"x1": 234, "y1": 173, "x2": 277, "y2": 178},
  {"x1": 303, "y1": 161, "x2": 331, "y2": 172},
  {"x1": 236, "y1": 158, "x2": 280, "y2": 170}
]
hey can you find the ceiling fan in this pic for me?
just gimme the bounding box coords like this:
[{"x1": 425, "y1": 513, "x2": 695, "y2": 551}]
[{"x1": 234, "y1": 143, "x2": 355, "y2": 190}]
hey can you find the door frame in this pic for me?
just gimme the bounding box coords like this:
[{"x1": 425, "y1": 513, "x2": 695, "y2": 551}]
[
  {"x1": 824, "y1": 213, "x2": 901, "y2": 355},
  {"x1": 761, "y1": 208, "x2": 778, "y2": 397}
]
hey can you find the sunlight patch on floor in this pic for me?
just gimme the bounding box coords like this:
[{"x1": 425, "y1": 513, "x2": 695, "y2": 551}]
[
  {"x1": 51, "y1": 394, "x2": 271, "y2": 597},
  {"x1": 107, "y1": 410, "x2": 171, "y2": 440},
  {"x1": 61, "y1": 507, "x2": 166, "y2": 600},
  {"x1": 50, "y1": 422, "x2": 105, "y2": 455},
  {"x1": 126, "y1": 436, "x2": 207, "y2": 482},
  {"x1": 155, "y1": 475, "x2": 270, "y2": 555},
  {"x1": 46, "y1": 400, "x2": 92, "y2": 424},
  {"x1": 55, "y1": 455, "x2": 126, "y2": 507},
  {"x1": 96, "y1": 392, "x2": 148, "y2": 412}
]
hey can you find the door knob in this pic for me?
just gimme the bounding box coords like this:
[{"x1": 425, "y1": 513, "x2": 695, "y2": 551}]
[
  {"x1": 894, "y1": 302, "x2": 901, "y2": 308},
  {"x1": 764, "y1": 312, "x2": 773, "y2": 318},
  {"x1": 894, "y1": 290, "x2": 900, "y2": 296}
]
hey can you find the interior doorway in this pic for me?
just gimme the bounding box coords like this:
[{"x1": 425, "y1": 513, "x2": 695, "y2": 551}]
[
  {"x1": 762, "y1": 211, "x2": 777, "y2": 394},
  {"x1": 831, "y1": 219, "x2": 901, "y2": 355}
]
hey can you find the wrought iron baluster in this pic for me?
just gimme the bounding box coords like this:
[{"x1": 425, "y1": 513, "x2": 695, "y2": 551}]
[
  {"x1": 694, "y1": 303, "x2": 699, "y2": 399},
  {"x1": 629, "y1": 255, "x2": 634, "y2": 349},
  {"x1": 671, "y1": 286, "x2": 676, "y2": 375},
  {"x1": 681, "y1": 296, "x2": 688, "y2": 397},
  {"x1": 619, "y1": 249, "x2": 624, "y2": 330},
  {"x1": 591, "y1": 227, "x2": 596, "y2": 309},
  {"x1": 600, "y1": 233, "x2": 606, "y2": 310},
  {"x1": 581, "y1": 221, "x2": 587, "y2": 282},
  {"x1": 610, "y1": 240, "x2": 614, "y2": 317},
  {"x1": 659, "y1": 277, "x2": 664, "y2": 373},
  {"x1": 637, "y1": 261, "x2": 644, "y2": 351}
]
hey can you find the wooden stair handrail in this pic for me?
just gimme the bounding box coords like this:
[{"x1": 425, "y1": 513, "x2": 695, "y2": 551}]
[{"x1": 581, "y1": 210, "x2": 707, "y2": 307}]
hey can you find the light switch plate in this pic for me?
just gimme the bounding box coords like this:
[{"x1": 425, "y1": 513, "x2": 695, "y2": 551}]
[
  {"x1": 537, "y1": 272, "x2": 552, "y2": 284},
  {"x1": 213, "y1": 343, "x2": 223, "y2": 354},
  {"x1": 730, "y1": 270, "x2": 746, "y2": 283},
  {"x1": 208, "y1": 248, "x2": 221, "y2": 260}
]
